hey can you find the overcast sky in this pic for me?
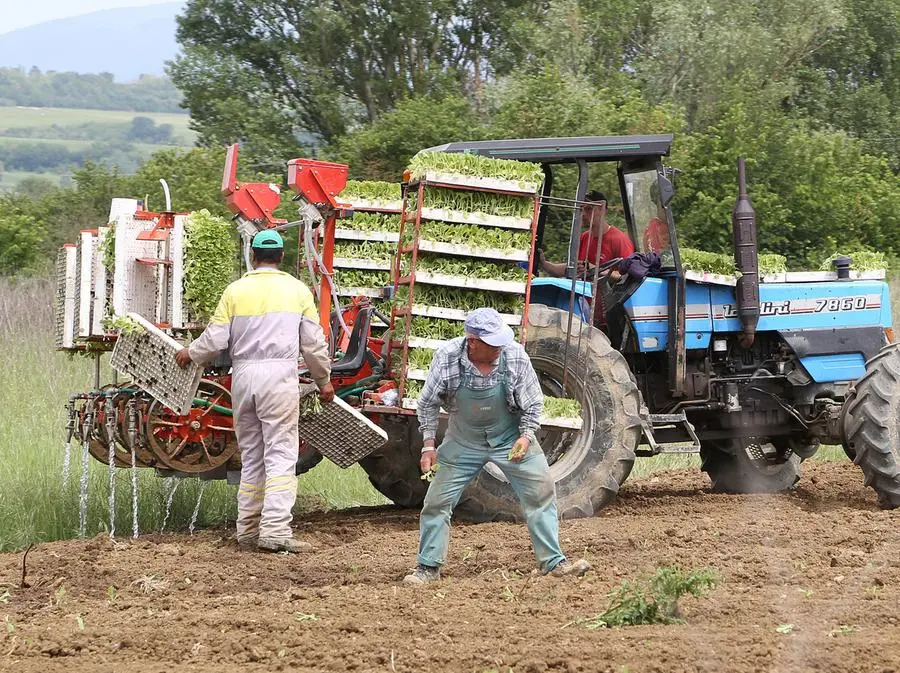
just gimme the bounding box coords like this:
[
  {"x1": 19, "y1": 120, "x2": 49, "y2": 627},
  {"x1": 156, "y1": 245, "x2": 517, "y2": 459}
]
[{"x1": 1, "y1": 0, "x2": 176, "y2": 34}]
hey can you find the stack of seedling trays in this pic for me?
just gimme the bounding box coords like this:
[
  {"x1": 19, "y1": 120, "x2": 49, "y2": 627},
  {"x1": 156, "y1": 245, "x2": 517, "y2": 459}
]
[
  {"x1": 334, "y1": 181, "x2": 403, "y2": 328},
  {"x1": 390, "y1": 153, "x2": 543, "y2": 409}
]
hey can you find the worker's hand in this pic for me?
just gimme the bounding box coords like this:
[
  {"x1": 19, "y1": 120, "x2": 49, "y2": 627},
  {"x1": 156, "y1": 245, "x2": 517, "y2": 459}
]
[
  {"x1": 420, "y1": 448, "x2": 437, "y2": 474},
  {"x1": 175, "y1": 348, "x2": 192, "y2": 369},
  {"x1": 507, "y1": 436, "x2": 530, "y2": 463},
  {"x1": 318, "y1": 382, "x2": 335, "y2": 404}
]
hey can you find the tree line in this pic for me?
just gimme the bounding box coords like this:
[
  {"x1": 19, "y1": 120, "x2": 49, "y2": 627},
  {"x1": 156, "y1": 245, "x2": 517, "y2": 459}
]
[
  {"x1": 1, "y1": 0, "x2": 898, "y2": 274},
  {"x1": 0, "y1": 68, "x2": 183, "y2": 113}
]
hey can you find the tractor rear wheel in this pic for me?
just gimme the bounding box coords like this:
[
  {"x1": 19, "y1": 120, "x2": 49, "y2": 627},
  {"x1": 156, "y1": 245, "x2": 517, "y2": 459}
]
[
  {"x1": 454, "y1": 304, "x2": 642, "y2": 522},
  {"x1": 358, "y1": 414, "x2": 428, "y2": 508},
  {"x1": 841, "y1": 343, "x2": 900, "y2": 509},
  {"x1": 700, "y1": 438, "x2": 801, "y2": 493}
]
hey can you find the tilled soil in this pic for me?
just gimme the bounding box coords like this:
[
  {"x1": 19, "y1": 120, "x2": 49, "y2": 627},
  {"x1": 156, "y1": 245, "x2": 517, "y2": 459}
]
[{"x1": 1, "y1": 461, "x2": 899, "y2": 673}]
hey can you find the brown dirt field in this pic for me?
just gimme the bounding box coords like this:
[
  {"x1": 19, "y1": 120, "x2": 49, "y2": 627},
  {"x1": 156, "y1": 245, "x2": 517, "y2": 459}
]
[{"x1": 1, "y1": 461, "x2": 899, "y2": 673}]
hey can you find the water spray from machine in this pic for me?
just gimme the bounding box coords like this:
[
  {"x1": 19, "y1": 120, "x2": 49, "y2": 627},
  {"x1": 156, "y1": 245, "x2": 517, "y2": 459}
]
[
  {"x1": 160, "y1": 477, "x2": 181, "y2": 532},
  {"x1": 189, "y1": 481, "x2": 208, "y2": 535}
]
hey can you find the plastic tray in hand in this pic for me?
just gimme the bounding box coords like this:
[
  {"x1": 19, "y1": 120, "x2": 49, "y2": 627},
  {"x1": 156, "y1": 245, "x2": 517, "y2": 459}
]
[
  {"x1": 297, "y1": 383, "x2": 388, "y2": 468},
  {"x1": 110, "y1": 312, "x2": 202, "y2": 415}
]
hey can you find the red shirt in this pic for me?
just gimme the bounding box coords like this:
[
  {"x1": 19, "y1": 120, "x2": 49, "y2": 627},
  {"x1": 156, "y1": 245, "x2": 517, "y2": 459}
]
[{"x1": 578, "y1": 226, "x2": 635, "y2": 265}]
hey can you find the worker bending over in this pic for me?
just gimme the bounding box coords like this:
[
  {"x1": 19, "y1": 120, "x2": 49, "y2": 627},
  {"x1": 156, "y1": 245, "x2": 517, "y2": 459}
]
[
  {"x1": 176, "y1": 230, "x2": 334, "y2": 553},
  {"x1": 405, "y1": 308, "x2": 590, "y2": 583}
]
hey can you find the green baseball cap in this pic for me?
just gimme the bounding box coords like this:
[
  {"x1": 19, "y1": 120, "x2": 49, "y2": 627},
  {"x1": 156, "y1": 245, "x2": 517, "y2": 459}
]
[{"x1": 251, "y1": 229, "x2": 284, "y2": 249}]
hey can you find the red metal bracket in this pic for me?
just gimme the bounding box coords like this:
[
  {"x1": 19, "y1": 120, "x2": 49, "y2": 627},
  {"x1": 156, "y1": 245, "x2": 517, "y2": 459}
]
[
  {"x1": 286, "y1": 158, "x2": 349, "y2": 209},
  {"x1": 221, "y1": 143, "x2": 286, "y2": 228}
]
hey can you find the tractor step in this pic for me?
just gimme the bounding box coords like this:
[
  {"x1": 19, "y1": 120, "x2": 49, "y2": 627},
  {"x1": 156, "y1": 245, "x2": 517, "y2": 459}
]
[{"x1": 636, "y1": 412, "x2": 701, "y2": 456}]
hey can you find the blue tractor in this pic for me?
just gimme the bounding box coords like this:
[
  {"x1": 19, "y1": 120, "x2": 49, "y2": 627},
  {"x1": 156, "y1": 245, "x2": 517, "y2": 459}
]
[{"x1": 402, "y1": 134, "x2": 898, "y2": 520}]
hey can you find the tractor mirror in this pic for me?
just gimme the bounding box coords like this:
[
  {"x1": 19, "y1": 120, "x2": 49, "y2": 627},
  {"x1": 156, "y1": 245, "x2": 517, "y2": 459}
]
[{"x1": 657, "y1": 175, "x2": 675, "y2": 208}]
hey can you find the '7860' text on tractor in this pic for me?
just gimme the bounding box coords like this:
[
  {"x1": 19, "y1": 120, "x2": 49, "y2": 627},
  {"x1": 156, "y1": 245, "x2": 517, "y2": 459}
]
[{"x1": 56, "y1": 134, "x2": 900, "y2": 520}]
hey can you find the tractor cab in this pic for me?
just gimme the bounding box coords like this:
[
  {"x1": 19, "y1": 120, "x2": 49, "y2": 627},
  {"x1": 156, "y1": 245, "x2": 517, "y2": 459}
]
[{"x1": 426, "y1": 134, "x2": 687, "y2": 388}]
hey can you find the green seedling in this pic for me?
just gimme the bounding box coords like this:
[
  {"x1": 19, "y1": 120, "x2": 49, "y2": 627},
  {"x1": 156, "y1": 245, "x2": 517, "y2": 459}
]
[
  {"x1": 829, "y1": 625, "x2": 858, "y2": 636},
  {"x1": 183, "y1": 209, "x2": 238, "y2": 321},
  {"x1": 407, "y1": 152, "x2": 544, "y2": 186},
  {"x1": 107, "y1": 586, "x2": 117, "y2": 604},
  {"x1": 776, "y1": 623, "x2": 794, "y2": 634},
  {"x1": 74, "y1": 614, "x2": 85, "y2": 631},
  {"x1": 4, "y1": 616, "x2": 14, "y2": 633},
  {"x1": 294, "y1": 612, "x2": 319, "y2": 622},
  {"x1": 582, "y1": 566, "x2": 717, "y2": 628},
  {"x1": 421, "y1": 464, "x2": 440, "y2": 482},
  {"x1": 0, "y1": 589, "x2": 10, "y2": 604}
]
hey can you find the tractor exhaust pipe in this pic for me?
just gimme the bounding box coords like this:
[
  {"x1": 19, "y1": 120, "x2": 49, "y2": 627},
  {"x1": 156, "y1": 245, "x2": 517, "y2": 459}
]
[{"x1": 733, "y1": 157, "x2": 759, "y2": 348}]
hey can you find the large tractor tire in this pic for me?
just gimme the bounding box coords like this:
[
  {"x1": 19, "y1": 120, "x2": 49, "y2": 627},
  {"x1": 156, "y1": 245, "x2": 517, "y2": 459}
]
[
  {"x1": 454, "y1": 304, "x2": 642, "y2": 522},
  {"x1": 700, "y1": 438, "x2": 801, "y2": 493},
  {"x1": 358, "y1": 413, "x2": 429, "y2": 508},
  {"x1": 841, "y1": 343, "x2": 900, "y2": 509}
]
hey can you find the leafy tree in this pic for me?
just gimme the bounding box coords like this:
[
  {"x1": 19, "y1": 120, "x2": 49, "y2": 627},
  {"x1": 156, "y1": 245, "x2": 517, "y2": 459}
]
[
  {"x1": 633, "y1": 0, "x2": 845, "y2": 131},
  {"x1": 327, "y1": 95, "x2": 487, "y2": 180},
  {"x1": 0, "y1": 196, "x2": 48, "y2": 274},
  {"x1": 169, "y1": 0, "x2": 527, "y2": 149},
  {"x1": 672, "y1": 103, "x2": 900, "y2": 268}
]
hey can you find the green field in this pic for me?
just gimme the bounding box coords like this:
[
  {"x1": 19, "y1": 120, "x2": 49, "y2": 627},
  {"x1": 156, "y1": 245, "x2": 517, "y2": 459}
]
[
  {"x1": 0, "y1": 106, "x2": 195, "y2": 144},
  {"x1": 0, "y1": 275, "x2": 896, "y2": 552}
]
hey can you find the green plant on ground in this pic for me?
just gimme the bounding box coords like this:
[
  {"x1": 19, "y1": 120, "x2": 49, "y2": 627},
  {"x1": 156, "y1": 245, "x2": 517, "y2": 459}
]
[
  {"x1": 408, "y1": 153, "x2": 544, "y2": 187},
  {"x1": 581, "y1": 566, "x2": 717, "y2": 628},
  {"x1": 183, "y1": 209, "x2": 237, "y2": 321}
]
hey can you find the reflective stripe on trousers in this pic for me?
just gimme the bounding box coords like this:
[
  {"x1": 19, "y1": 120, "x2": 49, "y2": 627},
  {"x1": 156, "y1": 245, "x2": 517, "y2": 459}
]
[
  {"x1": 416, "y1": 351, "x2": 565, "y2": 572},
  {"x1": 232, "y1": 359, "x2": 299, "y2": 540}
]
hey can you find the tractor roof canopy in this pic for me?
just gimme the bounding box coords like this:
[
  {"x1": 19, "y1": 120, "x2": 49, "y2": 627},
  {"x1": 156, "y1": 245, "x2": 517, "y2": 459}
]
[{"x1": 422, "y1": 134, "x2": 673, "y2": 164}]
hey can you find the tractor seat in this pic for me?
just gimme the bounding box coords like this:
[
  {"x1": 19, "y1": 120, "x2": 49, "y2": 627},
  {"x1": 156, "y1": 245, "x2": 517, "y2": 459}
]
[{"x1": 330, "y1": 307, "x2": 373, "y2": 374}]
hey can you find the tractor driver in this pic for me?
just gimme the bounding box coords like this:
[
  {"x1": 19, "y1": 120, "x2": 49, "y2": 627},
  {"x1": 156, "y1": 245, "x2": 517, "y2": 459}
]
[
  {"x1": 175, "y1": 229, "x2": 335, "y2": 554},
  {"x1": 404, "y1": 308, "x2": 591, "y2": 584},
  {"x1": 537, "y1": 190, "x2": 635, "y2": 279}
]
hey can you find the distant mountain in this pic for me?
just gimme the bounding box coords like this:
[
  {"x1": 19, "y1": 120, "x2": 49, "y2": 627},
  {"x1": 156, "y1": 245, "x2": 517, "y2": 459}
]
[{"x1": 0, "y1": 2, "x2": 184, "y2": 82}]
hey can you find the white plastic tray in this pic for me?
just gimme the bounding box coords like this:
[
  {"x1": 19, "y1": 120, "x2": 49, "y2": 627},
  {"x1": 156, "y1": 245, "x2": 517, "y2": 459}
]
[
  {"x1": 404, "y1": 337, "x2": 449, "y2": 350},
  {"x1": 342, "y1": 198, "x2": 403, "y2": 213},
  {"x1": 684, "y1": 270, "x2": 738, "y2": 287},
  {"x1": 409, "y1": 303, "x2": 521, "y2": 325},
  {"x1": 336, "y1": 287, "x2": 386, "y2": 298},
  {"x1": 416, "y1": 171, "x2": 542, "y2": 195},
  {"x1": 334, "y1": 228, "x2": 400, "y2": 243},
  {"x1": 333, "y1": 257, "x2": 392, "y2": 271},
  {"x1": 417, "y1": 207, "x2": 533, "y2": 231},
  {"x1": 413, "y1": 271, "x2": 527, "y2": 294},
  {"x1": 110, "y1": 313, "x2": 203, "y2": 416},
  {"x1": 416, "y1": 239, "x2": 529, "y2": 262}
]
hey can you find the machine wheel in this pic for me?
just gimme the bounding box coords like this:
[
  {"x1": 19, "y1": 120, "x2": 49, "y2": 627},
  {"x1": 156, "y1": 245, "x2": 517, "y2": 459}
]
[
  {"x1": 146, "y1": 380, "x2": 238, "y2": 473},
  {"x1": 700, "y1": 438, "x2": 801, "y2": 493},
  {"x1": 358, "y1": 414, "x2": 428, "y2": 507},
  {"x1": 841, "y1": 343, "x2": 900, "y2": 509},
  {"x1": 454, "y1": 304, "x2": 642, "y2": 522}
]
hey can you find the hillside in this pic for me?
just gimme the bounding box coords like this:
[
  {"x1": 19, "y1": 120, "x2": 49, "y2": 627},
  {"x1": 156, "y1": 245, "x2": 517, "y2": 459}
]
[
  {"x1": 0, "y1": 106, "x2": 194, "y2": 193},
  {"x1": 0, "y1": 2, "x2": 184, "y2": 81}
]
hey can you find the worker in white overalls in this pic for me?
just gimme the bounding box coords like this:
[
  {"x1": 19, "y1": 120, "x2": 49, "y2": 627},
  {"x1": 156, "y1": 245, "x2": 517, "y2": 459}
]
[
  {"x1": 404, "y1": 308, "x2": 590, "y2": 583},
  {"x1": 176, "y1": 230, "x2": 334, "y2": 553}
]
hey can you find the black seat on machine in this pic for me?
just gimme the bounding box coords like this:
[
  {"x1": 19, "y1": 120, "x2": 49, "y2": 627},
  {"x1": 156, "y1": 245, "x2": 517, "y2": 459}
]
[{"x1": 330, "y1": 307, "x2": 373, "y2": 374}]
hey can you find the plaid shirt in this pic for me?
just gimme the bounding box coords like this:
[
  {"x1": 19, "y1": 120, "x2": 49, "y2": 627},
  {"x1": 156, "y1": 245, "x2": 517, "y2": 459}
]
[{"x1": 417, "y1": 337, "x2": 544, "y2": 444}]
